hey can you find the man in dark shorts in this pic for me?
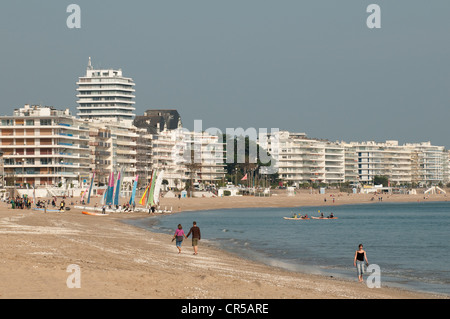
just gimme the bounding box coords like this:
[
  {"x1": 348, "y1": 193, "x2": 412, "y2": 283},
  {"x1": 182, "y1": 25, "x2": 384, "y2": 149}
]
[{"x1": 186, "y1": 221, "x2": 201, "y2": 255}]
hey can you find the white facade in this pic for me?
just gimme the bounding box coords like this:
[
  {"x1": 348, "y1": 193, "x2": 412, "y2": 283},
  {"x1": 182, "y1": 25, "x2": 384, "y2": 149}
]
[
  {"x1": 262, "y1": 133, "x2": 449, "y2": 187},
  {"x1": 405, "y1": 142, "x2": 446, "y2": 186},
  {"x1": 88, "y1": 120, "x2": 139, "y2": 190},
  {"x1": 0, "y1": 105, "x2": 91, "y2": 187},
  {"x1": 77, "y1": 58, "x2": 136, "y2": 122},
  {"x1": 347, "y1": 140, "x2": 412, "y2": 185},
  {"x1": 265, "y1": 131, "x2": 345, "y2": 185},
  {"x1": 151, "y1": 128, "x2": 225, "y2": 189}
]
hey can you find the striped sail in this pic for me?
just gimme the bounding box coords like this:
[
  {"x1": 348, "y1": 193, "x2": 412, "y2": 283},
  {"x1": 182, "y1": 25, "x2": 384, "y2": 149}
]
[
  {"x1": 129, "y1": 175, "x2": 139, "y2": 205},
  {"x1": 106, "y1": 171, "x2": 114, "y2": 205},
  {"x1": 113, "y1": 171, "x2": 122, "y2": 206}
]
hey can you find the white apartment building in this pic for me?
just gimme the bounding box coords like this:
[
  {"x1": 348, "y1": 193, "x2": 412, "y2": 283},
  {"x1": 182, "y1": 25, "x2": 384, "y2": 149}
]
[
  {"x1": 262, "y1": 133, "x2": 449, "y2": 187},
  {"x1": 184, "y1": 131, "x2": 226, "y2": 185},
  {"x1": 0, "y1": 105, "x2": 90, "y2": 187},
  {"x1": 151, "y1": 128, "x2": 226, "y2": 189},
  {"x1": 88, "y1": 120, "x2": 142, "y2": 192},
  {"x1": 405, "y1": 142, "x2": 446, "y2": 186},
  {"x1": 77, "y1": 58, "x2": 136, "y2": 122},
  {"x1": 344, "y1": 144, "x2": 358, "y2": 184},
  {"x1": 346, "y1": 140, "x2": 412, "y2": 186},
  {"x1": 444, "y1": 150, "x2": 450, "y2": 185},
  {"x1": 264, "y1": 131, "x2": 345, "y2": 186},
  {"x1": 151, "y1": 128, "x2": 187, "y2": 189}
]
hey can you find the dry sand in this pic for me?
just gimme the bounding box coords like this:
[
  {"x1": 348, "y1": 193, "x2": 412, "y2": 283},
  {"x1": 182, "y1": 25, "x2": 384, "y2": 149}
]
[{"x1": 0, "y1": 190, "x2": 448, "y2": 299}]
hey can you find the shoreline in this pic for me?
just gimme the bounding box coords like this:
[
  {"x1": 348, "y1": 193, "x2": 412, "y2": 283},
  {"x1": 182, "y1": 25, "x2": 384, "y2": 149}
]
[
  {"x1": 158, "y1": 190, "x2": 450, "y2": 214},
  {"x1": 144, "y1": 194, "x2": 450, "y2": 298},
  {"x1": 0, "y1": 191, "x2": 448, "y2": 299}
]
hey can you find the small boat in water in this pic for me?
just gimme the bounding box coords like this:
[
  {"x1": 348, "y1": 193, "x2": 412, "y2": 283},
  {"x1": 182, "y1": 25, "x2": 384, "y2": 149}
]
[
  {"x1": 311, "y1": 216, "x2": 338, "y2": 220},
  {"x1": 283, "y1": 216, "x2": 310, "y2": 220}
]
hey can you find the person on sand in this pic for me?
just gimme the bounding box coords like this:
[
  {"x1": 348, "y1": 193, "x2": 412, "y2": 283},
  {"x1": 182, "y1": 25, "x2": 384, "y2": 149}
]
[
  {"x1": 186, "y1": 221, "x2": 201, "y2": 255},
  {"x1": 353, "y1": 244, "x2": 369, "y2": 282},
  {"x1": 172, "y1": 224, "x2": 187, "y2": 254}
]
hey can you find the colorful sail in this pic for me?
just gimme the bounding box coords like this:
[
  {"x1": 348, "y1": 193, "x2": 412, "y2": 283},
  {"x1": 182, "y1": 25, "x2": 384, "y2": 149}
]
[
  {"x1": 129, "y1": 175, "x2": 139, "y2": 205},
  {"x1": 113, "y1": 170, "x2": 122, "y2": 206},
  {"x1": 147, "y1": 171, "x2": 157, "y2": 207},
  {"x1": 87, "y1": 172, "x2": 95, "y2": 204},
  {"x1": 139, "y1": 183, "x2": 150, "y2": 206},
  {"x1": 153, "y1": 170, "x2": 165, "y2": 206},
  {"x1": 106, "y1": 171, "x2": 114, "y2": 205}
]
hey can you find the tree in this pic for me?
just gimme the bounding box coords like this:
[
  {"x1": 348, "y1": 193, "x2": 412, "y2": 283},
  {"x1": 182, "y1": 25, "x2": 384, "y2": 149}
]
[
  {"x1": 373, "y1": 175, "x2": 389, "y2": 187},
  {"x1": 222, "y1": 133, "x2": 276, "y2": 187}
]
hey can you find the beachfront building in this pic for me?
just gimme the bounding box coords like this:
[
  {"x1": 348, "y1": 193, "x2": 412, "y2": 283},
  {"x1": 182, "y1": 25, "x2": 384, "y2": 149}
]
[
  {"x1": 263, "y1": 132, "x2": 450, "y2": 187},
  {"x1": 347, "y1": 140, "x2": 413, "y2": 186},
  {"x1": 151, "y1": 128, "x2": 188, "y2": 189},
  {"x1": 76, "y1": 58, "x2": 136, "y2": 122},
  {"x1": 0, "y1": 104, "x2": 91, "y2": 188},
  {"x1": 136, "y1": 130, "x2": 153, "y2": 187},
  {"x1": 405, "y1": 142, "x2": 446, "y2": 186},
  {"x1": 87, "y1": 120, "x2": 140, "y2": 194},
  {"x1": 264, "y1": 131, "x2": 345, "y2": 186},
  {"x1": 183, "y1": 131, "x2": 226, "y2": 186},
  {"x1": 444, "y1": 150, "x2": 450, "y2": 185},
  {"x1": 151, "y1": 128, "x2": 226, "y2": 189},
  {"x1": 343, "y1": 144, "x2": 359, "y2": 184}
]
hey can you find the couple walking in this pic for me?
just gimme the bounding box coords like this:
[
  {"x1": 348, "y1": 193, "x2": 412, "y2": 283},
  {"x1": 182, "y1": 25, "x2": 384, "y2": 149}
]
[{"x1": 172, "y1": 221, "x2": 201, "y2": 255}]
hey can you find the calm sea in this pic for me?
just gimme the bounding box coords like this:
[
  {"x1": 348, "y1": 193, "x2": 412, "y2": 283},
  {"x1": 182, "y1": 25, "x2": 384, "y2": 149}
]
[{"x1": 125, "y1": 201, "x2": 450, "y2": 296}]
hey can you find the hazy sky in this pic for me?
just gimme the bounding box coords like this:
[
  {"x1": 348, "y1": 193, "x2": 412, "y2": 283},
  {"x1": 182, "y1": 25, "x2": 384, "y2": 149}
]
[{"x1": 1, "y1": 1, "x2": 449, "y2": 147}]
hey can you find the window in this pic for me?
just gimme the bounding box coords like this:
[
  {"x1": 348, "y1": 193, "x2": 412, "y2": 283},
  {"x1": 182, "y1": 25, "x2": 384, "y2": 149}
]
[
  {"x1": 40, "y1": 158, "x2": 51, "y2": 165},
  {"x1": 26, "y1": 120, "x2": 34, "y2": 126},
  {"x1": 1, "y1": 119, "x2": 13, "y2": 126},
  {"x1": 40, "y1": 119, "x2": 52, "y2": 126}
]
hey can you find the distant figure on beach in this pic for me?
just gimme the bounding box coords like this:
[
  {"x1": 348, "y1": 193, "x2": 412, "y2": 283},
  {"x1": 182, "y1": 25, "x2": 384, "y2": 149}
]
[
  {"x1": 353, "y1": 244, "x2": 369, "y2": 282},
  {"x1": 186, "y1": 221, "x2": 201, "y2": 255},
  {"x1": 172, "y1": 224, "x2": 187, "y2": 254}
]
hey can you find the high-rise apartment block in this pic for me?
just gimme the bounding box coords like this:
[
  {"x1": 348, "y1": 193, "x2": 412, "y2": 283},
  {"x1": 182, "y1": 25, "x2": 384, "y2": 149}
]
[{"x1": 77, "y1": 58, "x2": 136, "y2": 122}]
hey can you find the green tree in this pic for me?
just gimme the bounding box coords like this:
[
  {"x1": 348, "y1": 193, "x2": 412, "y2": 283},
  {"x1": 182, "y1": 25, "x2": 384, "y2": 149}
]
[{"x1": 373, "y1": 175, "x2": 389, "y2": 187}]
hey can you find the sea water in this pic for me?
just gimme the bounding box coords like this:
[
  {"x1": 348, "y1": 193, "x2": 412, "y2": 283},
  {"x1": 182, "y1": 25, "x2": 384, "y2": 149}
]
[{"x1": 125, "y1": 201, "x2": 450, "y2": 295}]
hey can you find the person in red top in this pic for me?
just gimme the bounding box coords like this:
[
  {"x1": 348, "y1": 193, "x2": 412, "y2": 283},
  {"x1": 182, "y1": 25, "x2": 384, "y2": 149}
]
[{"x1": 186, "y1": 221, "x2": 201, "y2": 255}]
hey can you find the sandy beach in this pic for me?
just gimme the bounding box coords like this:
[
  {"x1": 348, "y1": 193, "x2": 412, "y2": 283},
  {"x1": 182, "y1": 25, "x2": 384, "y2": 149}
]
[{"x1": 0, "y1": 190, "x2": 448, "y2": 299}]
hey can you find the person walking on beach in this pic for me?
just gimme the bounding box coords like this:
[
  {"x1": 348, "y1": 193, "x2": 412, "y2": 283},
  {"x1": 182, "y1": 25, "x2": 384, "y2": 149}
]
[
  {"x1": 172, "y1": 224, "x2": 187, "y2": 254},
  {"x1": 353, "y1": 244, "x2": 369, "y2": 282},
  {"x1": 186, "y1": 221, "x2": 201, "y2": 255}
]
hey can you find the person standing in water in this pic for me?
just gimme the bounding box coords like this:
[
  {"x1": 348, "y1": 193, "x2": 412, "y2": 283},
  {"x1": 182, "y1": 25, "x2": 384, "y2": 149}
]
[
  {"x1": 353, "y1": 244, "x2": 369, "y2": 282},
  {"x1": 186, "y1": 221, "x2": 201, "y2": 255}
]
